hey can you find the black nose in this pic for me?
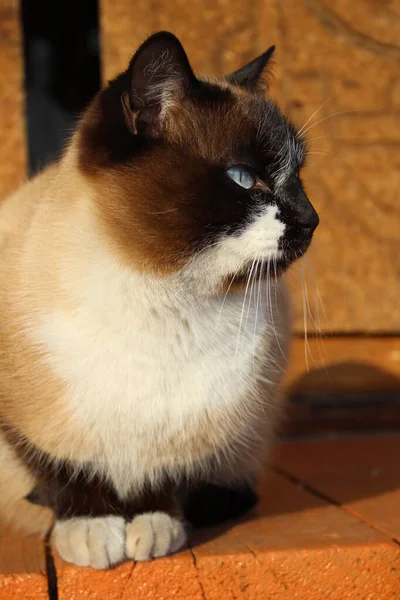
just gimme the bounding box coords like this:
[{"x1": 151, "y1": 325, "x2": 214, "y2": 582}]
[
  {"x1": 295, "y1": 189, "x2": 319, "y2": 233},
  {"x1": 298, "y1": 207, "x2": 319, "y2": 232},
  {"x1": 282, "y1": 178, "x2": 319, "y2": 234}
]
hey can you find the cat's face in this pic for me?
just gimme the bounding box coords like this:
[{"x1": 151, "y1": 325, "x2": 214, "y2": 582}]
[{"x1": 79, "y1": 32, "x2": 318, "y2": 291}]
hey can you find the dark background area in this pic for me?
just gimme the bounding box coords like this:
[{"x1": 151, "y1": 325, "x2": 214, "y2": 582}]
[{"x1": 21, "y1": 0, "x2": 101, "y2": 175}]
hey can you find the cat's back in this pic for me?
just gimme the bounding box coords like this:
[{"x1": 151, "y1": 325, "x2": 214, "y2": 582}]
[
  {"x1": 0, "y1": 162, "x2": 72, "y2": 430},
  {"x1": 0, "y1": 164, "x2": 58, "y2": 257}
]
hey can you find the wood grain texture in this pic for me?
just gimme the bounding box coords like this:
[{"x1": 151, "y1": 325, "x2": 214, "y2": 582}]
[
  {"x1": 0, "y1": 0, "x2": 26, "y2": 200},
  {"x1": 1, "y1": 437, "x2": 399, "y2": 598},
  {"x1": 274, "y1": 435, "x2": 400, "y2": 542},
  {"x1": 100, "y1": 0, "x2": 400, "y2": 333},
  {"x1": 54, "y1": 462, "x2": 400, "y2": 599}
]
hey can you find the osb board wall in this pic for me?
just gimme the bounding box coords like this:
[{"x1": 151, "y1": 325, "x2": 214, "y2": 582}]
[
  {"x1": 0, "y1": 0, "x2": 26, "y2": 199},
  {"x1": 100, "y1": 0, "x2": 400, "y2": 334}
]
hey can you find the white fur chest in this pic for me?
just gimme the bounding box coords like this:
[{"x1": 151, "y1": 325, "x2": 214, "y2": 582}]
[{"x1": 37, "y1": 265, "x2": 272, "y2": 495}]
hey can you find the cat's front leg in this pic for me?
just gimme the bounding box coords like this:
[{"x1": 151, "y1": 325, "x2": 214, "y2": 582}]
[
  {"x1": 125, "y1": 512, "x2": 187, "y2": 561},
  {"x1": 123, "y1": 485, "x2": 187, "y2": 561},
  {"x1": 53, "y1": 515, "x2": 126, "y2": 569},
  {"x1": 49, "y1": 467, "x2": 186, "y2": 567},
  {"x1": 47, "y1": 465, "x2": 127, "y2": 569},
  {"x1": 54, "y1": 508, "x2": 187, "y2": 568}
]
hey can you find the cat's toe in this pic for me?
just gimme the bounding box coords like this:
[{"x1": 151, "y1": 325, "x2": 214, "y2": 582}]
[
  {"x1": 125, "y1": 512, "x2": 187, "y2": 561},
  {"x1": 53, "y1": 515, "x2": 125, "y2": 569}
]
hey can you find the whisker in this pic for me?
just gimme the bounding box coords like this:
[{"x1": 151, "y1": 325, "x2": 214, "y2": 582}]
[
  {"x1": 297, "y1": 98, "x2": 332, "y2": 136},
  {"x1": 301, "y1": 263, "x2": 324, "y2": 337},
  {"x1": 244, "y1": 260, "x2": 259, "y2": 343},
  {"x1": 300, "y1": 110, "x2": 358, "y2": 137},
  {"x1": 298, "y1": 261, "x2": 325, "y2": 372},
  {"x1": 218, "y1": 271, "x2": 238, "y2": 322},
  {"x1": 146, "y1": 207, "x2": 178, "y2": 215},
  {"x1": 300, "y1": 259, "x2": 332, "y2": 380},
  {"x1": 250, "y1": 260, "x2": 262, "y2": 360},
  {"x1": 235, "y1": 259, "x2": 257, "y2": 361},
  {"x1": 266, "y1": 258, "x2": 285, "y2": 359},
  {"x1": 302, "y1": 257, "x2": 331, "y2": 378},
  {"x1": 307, "y1": 151, "x2": 332, "y2": 157},
  {"x1": 252, "y1": 258, "x2": 263, "y2": 374},
  {"x1": 187, "y1": 240, "x2": 221, "y2": 262},
  {"x1": 272, "y1": 252, "x2": 279, "y2": 309},
  {"x1": 302, "y1": 256, "x2": 330, "y2": 334},
  {"x1": 299, "y1": 263, "x2": 310, "y2": 372},
  {"x1": 305, "y1": 135, "x2": 330, "y2": 142}
]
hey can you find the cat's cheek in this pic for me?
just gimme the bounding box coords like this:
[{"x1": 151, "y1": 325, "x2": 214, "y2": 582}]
[{"x1": 215, "y1": 205, "x2": 286, "y2": 270}]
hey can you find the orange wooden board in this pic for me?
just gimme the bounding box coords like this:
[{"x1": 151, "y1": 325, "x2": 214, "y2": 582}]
[
  {"x1": 54, "y1": 457, "x2": 400, "y2": 599},
  {"x1": 1, "y1": 436, "x2": 399, "y2": 599},
  {"x1": 0, "y1": 524, "x2": 47, "y2": 600},
  {"x1": 274, "y1": 434, "x2": 400, "y2": 542}
]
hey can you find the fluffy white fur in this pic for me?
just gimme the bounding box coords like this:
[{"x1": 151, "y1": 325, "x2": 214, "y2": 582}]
[
  {"x1": 53, "y1": 516, "x2": 126, "y2": 568},
  {"x1": 53, "y1": 511, "x2": 185, "y2": 567},
  {"x1": 126, "y1": 512, "x2": 187, "y2": 561},
  {"x1": 34, "y1": 203, "x2": 287, "y2": 497}
]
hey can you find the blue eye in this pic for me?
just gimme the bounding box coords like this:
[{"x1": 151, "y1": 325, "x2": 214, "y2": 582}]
[{"x1": 226, "y1": 166, "x2": 256, "y2": 190}]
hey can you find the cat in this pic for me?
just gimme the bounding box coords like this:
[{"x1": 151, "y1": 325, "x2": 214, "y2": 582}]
[{"x1": 0, "y1": 31, "x2": 318, "y2": 568}]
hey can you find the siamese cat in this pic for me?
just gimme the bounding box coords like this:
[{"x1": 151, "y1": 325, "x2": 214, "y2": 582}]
[{"x1": 0, "y1": 32, "x2": 318, "y2": 568}]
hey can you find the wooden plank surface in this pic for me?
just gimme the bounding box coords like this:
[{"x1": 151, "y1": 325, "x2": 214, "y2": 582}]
[
  {"x1": 274, "y1": 435, "x2": 400, "y2": 542},
  {"x1": 54, "y1": 461, "x2": 400, "y2": 599},
  {"x1": 100, "y1": 0, "x2": 400, "y2": 333},
  {"x1": 0, "y1": 524, "x2": 47, "y2": 599},
  {"x1": 0, "y1": 436, "x2": 399, "y2": 598},
  {"x1": 0, "y1": 0, "x2": 26, "y2": 199}
]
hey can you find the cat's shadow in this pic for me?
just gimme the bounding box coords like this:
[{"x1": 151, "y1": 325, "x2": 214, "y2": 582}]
[{"x1": 190, "y1": 360, "x2": 400, "y2": 550}]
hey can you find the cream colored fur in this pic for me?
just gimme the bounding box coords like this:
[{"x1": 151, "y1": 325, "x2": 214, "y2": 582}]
[
  {"x1": 53, "y1": 511, "x2": 186, "y2": 567},
  {"x1": 0, "y1": 141, "x2": 290, "y2": 542},
  {"x1": 0, "y1": 431, "x2": 53, "y2": 536}
]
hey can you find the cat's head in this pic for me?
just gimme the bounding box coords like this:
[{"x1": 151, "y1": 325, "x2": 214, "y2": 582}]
[{"x1": 78, "y1": 31, "x2": 318, "y2": 292}]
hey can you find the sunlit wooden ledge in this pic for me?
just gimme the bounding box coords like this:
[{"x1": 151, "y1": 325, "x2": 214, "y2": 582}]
[{"x1": 1, "y1": 433, "x2": 399, "y2": 599}]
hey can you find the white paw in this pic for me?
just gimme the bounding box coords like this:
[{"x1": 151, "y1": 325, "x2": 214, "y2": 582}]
[
  {"x1": 125, "y1": 512, "x2": 187, "y2": 561},
  {"x1": 53, "y1": 515, "x2": 125, "y2": 569}
]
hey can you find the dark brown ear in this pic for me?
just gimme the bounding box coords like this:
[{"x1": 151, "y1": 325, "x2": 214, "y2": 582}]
[
  {"x1": 121, "y1": 31, "x2": 196, "y2": 137},
  {"x1": 226, "y1": 46, "x2": 275, "y2": 92}
]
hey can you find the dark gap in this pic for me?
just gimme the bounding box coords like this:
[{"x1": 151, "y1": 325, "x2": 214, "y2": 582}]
[
  {"x1": 280, "y1": 429, "x2": 400, "y2": 442},
  {"x1": 272, "y1": 465, "x2": 340, "y2": 506},
  {"x1": 21, "y1": 0, "x2": 101, "y2": 176},
  {"x1": 290, "y1": 391, "x2": 400, "y2": 407},
  {"x1": 272, "y1": 464, "x2": 400, "y2": 543},
  {"x1": 45, "y1": 529, "x2": 58, "y2": 600}
]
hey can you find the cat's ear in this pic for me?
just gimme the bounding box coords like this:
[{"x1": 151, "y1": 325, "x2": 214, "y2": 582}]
[
  {"x1": 121, "y1": 31, "x2": 196, "y2": 137},
  {"x1": 226, "y1": 46, "x2": 275, "y2": 92}
]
